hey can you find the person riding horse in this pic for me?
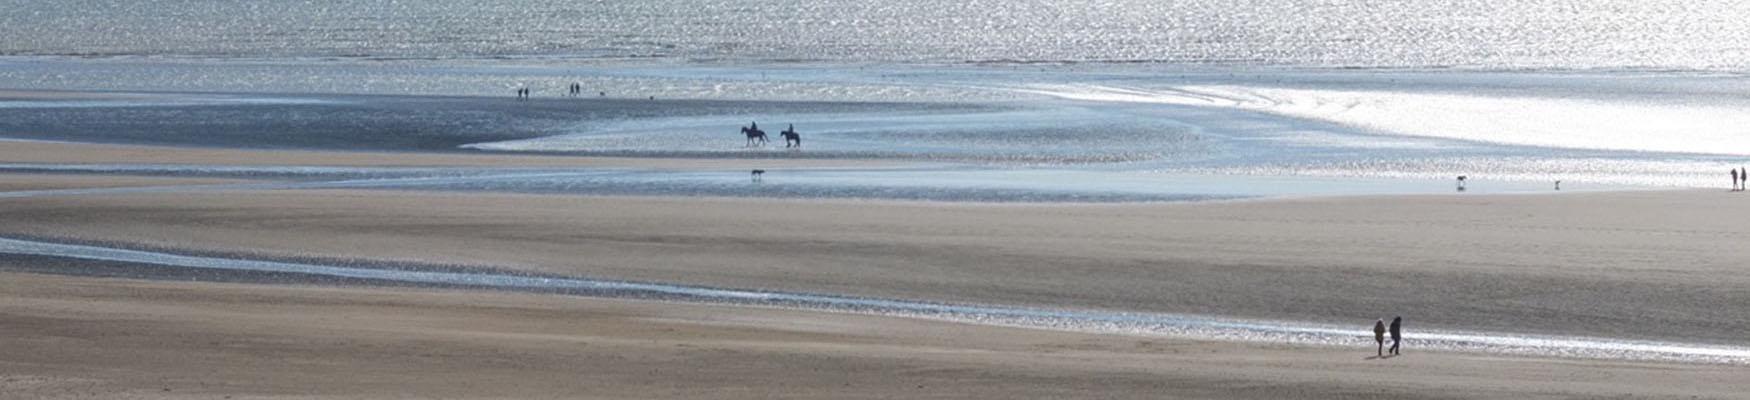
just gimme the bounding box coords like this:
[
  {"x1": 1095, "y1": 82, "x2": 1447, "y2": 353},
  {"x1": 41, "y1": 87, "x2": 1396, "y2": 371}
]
[
  {"x1": 780, "y1": 124, "x2": 801, "y2": 148},
  {"x1": 741, "y1": 122, "x2": 769, "y2": 147}
]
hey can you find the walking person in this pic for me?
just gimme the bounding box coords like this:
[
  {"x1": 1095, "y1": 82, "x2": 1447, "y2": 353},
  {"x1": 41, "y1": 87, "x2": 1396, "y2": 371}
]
[
  {"x1": 1373, "y1": 319, "x2": 1387, "y2": 357},
  {"x1": 1734, "y1": 168, "x2": 1741, "y2": 191},
  {"x1": 1388, "y1": 316, "x2": 1402, "y2": 355}
]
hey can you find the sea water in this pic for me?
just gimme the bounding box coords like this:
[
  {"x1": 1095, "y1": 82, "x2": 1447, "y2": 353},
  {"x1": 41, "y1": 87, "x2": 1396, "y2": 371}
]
[
  {"x1": 2, "y1": 0, "x2": 1748, "y2": 200},
  {"x1": 6, "y1": 0, "x2": 1750, "y2": 70}
]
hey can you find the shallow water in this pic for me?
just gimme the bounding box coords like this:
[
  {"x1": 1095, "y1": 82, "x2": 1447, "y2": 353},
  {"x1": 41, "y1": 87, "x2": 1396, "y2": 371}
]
[
  {"x1": 1, "y1": 236, "x2": 1744, "y2": 365},
  {"x1": 2, "y1": 63, "x2": 1744, "y2": 200}
]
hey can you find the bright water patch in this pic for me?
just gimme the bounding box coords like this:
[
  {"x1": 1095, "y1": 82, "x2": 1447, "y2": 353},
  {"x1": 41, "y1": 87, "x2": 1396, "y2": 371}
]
[
  {"x1": 6, "y1": 0, "x2": 1750, "y2": 70},
  {"x1": 1020, "y1": 83, "x2": 1750, "y2": 156},
  {"x1": 1, "y1": 236, "x2": 1745, "y2": 365}
]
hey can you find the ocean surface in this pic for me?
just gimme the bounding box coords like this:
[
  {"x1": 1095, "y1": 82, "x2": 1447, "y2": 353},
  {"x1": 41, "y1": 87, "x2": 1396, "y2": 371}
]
[{"x1": 7, "y1": 0, "x2": 1750, "y2": 70}]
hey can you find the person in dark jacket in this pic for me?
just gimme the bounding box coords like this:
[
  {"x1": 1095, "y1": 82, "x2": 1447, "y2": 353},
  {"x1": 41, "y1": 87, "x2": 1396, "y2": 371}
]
[
  {"x1": 1373, "y1": 319, "x2": 1387, "y2": 357},
  {"x1": 1388, "y1": 316, "x2": 1403, "y2": 355}
]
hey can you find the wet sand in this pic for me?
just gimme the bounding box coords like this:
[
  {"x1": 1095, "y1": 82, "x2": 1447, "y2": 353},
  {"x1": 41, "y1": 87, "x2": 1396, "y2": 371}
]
[
  {"x1": 1, "y1": 186, "x2": 1747, "y2": 346},
  {"x1": 3, "y1": 139, "x2": 1748, "y2": 398},
  {"x1": 0, "y1": 90, "x2": 150, "y2": 101},
  {"x1": 0, "y1": 139, "x2": 901, "y2": 170},
  {"x1": 0, "y1": 173, "x2": 241, "y2": 192},
  {"x1": 0, "y1": 91, "x2": 978, "y2": 151},
  {"x1": 4, "y1": 272, "x2": 1745, "y2": 399}
]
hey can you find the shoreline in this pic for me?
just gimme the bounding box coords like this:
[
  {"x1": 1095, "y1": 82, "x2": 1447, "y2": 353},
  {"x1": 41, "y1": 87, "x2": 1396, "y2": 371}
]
[
  {"x1": 5, "y1": 82, "x2": 1749, "y2": 397},
  {"x1": 0, "y1": 138, "x2": 1700, "y2": 204}
]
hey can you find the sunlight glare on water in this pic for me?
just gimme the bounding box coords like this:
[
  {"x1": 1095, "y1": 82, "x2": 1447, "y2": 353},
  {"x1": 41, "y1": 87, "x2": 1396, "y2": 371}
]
[{"x1": 4, "y1": 0, "x2": 1750, "y2": 71}]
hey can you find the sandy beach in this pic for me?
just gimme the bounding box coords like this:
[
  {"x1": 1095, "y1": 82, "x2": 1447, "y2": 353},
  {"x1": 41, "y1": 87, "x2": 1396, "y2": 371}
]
[
  {"x1": 2, "y1": 178, "x2": 1746, "y2": 344},
  {"x1": 2, "y1": 109, "x2": 1748, "y2": 398},
  {"x1": 5, "y1": 272, "x2": 1746, "y2": 399}
]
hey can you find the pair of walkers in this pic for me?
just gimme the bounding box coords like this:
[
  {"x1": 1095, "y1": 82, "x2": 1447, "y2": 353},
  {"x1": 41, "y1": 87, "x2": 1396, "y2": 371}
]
[
  {"x1": 1734, "y1": 168, "x2": 1749, "y2": 191},
  {"x1": 1372, "y1": 316, "x2": 1403, "y2": 357}
]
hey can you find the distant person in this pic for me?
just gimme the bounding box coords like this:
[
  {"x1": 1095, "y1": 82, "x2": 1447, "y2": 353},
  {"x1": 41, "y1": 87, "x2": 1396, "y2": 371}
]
[
  {"x1": 1388, "y1": 316, "x2": 1402, "y2": 355},
  {"x1": 1373, "y1": 319, "x2": 1387, "y2": 357},
  {"x1": 1734, "y1": 168, "x2": 1741, "y2": 191}
]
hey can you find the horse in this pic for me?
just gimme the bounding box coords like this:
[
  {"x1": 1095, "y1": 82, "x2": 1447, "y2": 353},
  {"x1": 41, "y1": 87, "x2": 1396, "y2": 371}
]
[
  {"x1": 742, "y1": 126, "x2": 769, "y2": 147},
  {"x1": 780, "y1": 124, "x2": 801, "y2": 148}
]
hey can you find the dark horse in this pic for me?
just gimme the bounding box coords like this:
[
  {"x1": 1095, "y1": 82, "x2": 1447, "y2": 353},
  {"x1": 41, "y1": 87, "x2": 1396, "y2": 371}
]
[
  {"x1": 780, "y1": 124, "x2": 801, "y2": 148},
  {"x1": 741, "y1": 122, "x2": 769, "y2": 147}
]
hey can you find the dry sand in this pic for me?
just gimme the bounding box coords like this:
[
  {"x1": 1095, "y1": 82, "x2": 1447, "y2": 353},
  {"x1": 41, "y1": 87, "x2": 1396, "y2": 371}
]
[{"x1": 4, "y1": 272, "x2": 1745, "y2": 399}]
